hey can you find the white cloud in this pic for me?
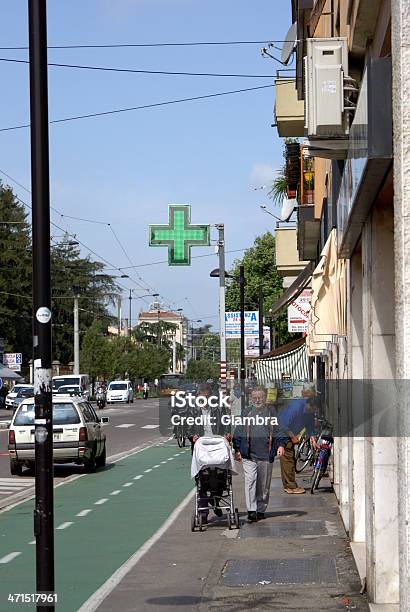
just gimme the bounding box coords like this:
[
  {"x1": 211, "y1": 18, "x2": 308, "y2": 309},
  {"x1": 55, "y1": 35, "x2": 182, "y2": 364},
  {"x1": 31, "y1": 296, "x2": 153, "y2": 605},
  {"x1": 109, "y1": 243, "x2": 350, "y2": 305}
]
[{"x1": 249, "y1": 162, "x2": 280, "y2": 188}]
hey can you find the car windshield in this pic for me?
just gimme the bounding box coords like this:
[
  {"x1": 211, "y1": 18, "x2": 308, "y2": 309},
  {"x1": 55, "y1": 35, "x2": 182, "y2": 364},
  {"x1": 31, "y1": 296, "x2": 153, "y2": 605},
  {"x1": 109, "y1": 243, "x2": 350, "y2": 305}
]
[
  {"x1": 109, "y1": 383, "x2": 127, "y2": 390},
  {"x1": 13, "y1": 403, "x2": 81, "y2": 426},
  {"x1": 16, "y1": 388, "x2": 34, "y2": 398},
  {"x1": 11, "y1": 386, "x2": 30, "y2": 394},
  {"x1": 52, "y1": 377, "x2": 80, "y2": 390},
  {"x1": 56, "y1": 386, "x2": 81, "y2": 394}
]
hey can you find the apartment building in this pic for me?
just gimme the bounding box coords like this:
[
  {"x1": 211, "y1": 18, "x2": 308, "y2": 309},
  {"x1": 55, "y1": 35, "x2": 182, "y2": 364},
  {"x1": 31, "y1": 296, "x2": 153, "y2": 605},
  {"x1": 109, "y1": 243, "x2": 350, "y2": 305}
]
[{"x1": 273, "y1": 1, "x2": 409, "y2": 608}]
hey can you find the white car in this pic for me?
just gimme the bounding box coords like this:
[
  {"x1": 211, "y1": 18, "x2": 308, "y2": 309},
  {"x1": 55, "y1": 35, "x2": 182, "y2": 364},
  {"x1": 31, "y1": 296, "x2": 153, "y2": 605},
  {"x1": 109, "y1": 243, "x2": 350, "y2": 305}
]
[
  {"x1": 106, "y1": 381, "x2": 134, "y2": 404},
  {"x1": 8, "y1": 396, "x2": 109, "y2": 476},
  {"x1": 5, "y1": 385, "x2": 33, "y2": 410}
]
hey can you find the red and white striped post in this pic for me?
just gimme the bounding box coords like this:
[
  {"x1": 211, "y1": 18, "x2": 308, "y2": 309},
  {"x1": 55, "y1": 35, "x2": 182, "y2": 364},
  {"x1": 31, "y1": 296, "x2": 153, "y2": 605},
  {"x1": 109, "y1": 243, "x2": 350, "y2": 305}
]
[{"x1": 220, "y1": 360, "x2": 227, "y2": 392}]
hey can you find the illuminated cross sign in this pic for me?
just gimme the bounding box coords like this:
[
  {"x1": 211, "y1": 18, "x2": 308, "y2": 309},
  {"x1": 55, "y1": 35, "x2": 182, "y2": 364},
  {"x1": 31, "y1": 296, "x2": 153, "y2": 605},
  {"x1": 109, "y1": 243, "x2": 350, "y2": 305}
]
[{"x1": 149, "y1": 205, "x2": 210, "y2": 266}]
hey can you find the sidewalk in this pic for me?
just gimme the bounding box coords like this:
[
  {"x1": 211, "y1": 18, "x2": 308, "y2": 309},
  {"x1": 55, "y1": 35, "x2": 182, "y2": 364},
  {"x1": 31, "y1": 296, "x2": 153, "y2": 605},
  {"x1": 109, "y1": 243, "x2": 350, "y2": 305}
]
[{"x1": 97, "y1": 462, "x2": 368, "y2": 612}]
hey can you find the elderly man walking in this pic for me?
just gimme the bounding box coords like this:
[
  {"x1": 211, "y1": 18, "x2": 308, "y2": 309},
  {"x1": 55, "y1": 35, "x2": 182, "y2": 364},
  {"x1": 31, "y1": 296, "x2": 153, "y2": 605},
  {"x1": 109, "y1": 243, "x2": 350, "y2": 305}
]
[{"x1": 233, "y1": 386, "x2": 287, "y2": 522}]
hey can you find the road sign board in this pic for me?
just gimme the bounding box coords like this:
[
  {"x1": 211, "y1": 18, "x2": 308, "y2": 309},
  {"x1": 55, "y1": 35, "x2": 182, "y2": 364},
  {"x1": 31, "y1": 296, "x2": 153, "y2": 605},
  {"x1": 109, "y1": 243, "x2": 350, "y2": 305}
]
[
  {"x1": 287, "y1": 289, "x2": 312, "y2": 333},
  {"x1": 245, "y1": 326, "x2": 271, "y2": 357},
  {"x1": 3, "y1": 353, "x2": 23, "y2": 372},
  {"x1": 225, "y1": 311, "x2": 259, "y2": 338},
  {"x1": 149, "y1": 205, "x2": 210, "y2": 266}
]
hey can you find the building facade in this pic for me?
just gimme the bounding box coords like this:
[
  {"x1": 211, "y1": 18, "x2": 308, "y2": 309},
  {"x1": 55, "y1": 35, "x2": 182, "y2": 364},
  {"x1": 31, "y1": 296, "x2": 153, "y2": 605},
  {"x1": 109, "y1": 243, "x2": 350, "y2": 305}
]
[{"x1": 274, "y1": 1, "x2": 408, "y2": 608}]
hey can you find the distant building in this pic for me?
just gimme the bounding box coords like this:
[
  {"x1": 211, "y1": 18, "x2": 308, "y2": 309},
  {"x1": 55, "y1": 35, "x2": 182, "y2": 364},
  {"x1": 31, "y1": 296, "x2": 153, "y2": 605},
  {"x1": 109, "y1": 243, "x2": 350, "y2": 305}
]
[{"x1": 137, "y1": 303, "x2": 187, "y2": 372}]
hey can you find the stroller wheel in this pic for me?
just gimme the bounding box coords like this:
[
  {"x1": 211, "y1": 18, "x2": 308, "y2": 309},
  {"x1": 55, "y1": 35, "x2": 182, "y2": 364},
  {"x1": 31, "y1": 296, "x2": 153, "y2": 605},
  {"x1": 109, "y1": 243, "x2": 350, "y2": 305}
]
[
  {"x1": 234, "y1": 508, "x2": 240, "y2": 529},
  {"x1": 191, "y1": 513, "x2": 197, "y2": 532},
  {"x1": 198, "y1": 512, "x2": 203, "y2": 531},
  {"x1": 228, "y1": 514, "x2": 233, "y2": 530}
]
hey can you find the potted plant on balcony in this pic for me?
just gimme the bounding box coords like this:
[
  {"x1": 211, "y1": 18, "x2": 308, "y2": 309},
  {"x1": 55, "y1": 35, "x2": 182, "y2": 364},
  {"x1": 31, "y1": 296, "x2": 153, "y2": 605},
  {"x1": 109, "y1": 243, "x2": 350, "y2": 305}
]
[
  {"x1": 303, "y1": 171, "x2": 314, "y2": 204},
  {"x1": 284, "y1": 138, "x2": 300, "y2": 199},
  {"x1": 268, "y1": 169, "x2": 287, "y2": 205}
]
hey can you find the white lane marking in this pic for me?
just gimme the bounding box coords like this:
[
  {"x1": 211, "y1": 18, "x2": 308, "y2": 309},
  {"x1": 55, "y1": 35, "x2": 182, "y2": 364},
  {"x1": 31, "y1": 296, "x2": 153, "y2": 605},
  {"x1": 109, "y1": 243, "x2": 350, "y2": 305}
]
[
  {"x1": 0, "y1": 552, "x2": 21, "y2": 564},
  {"x1": 123, "y1": 483, "x2": 133, "y2": 487},
  {"x1": 28, "y1": 541, "x2": 36, "y2": 545},
  {"x1": 56, "y1": 522, "x2": 73, "y2": 530},
  {"x1": 161, "y1": 461, "x2": 167, "y2": 464},
  {"x1": 95, "y1": 498, "x2": 109, "y2": 505},
  {"x1": 110, "y1": 490, "x2": 122, "y2": 496},
  {"x1": 141, "y1": 424, "x2": 159, "y2": 429},
  {"x1": 0, "y1": 489, "x2": 20, "y2": 494},
  {"x1": 0, "y1": 480, "x2": 35, "y2": 488},
  {"x1": 167, "y1": 458, "x2": 174, "y2": 461},
  {"x1": 77, "y1": 488, "x2": 195, "y2": 612},
  {"x1": 144, "y1": 468, "x2": 152, "y2": 473},
  {"x1": 152, "y1": 465, "x2": 160, "y2": 469},
  {"x1": 115, "y1": 424, "x2": 136, "y2": 429},
  {"x1": 133, "y1": 475, "x2": 143, "y2": 480},
  {"x1": 77, "y1": 509, "x2": 92, "y2": 517}
]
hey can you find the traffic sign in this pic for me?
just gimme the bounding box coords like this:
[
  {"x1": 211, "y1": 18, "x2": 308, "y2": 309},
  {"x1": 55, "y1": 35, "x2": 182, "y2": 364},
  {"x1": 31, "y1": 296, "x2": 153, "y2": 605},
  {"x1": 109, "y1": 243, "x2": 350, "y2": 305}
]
[
  {"x1": 225, "y1": 311, "x2": 259, "y2": 338},
  {"x1": 287, "y1": 289, "x2": 312, "y2": 333},
  {"x1": 149, "y1": 205, "x2": 210, "y2": 266}
]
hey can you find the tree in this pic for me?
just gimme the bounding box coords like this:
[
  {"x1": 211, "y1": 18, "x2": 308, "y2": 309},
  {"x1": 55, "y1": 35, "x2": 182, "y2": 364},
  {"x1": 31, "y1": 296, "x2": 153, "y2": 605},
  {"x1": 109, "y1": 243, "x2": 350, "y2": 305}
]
[
  {"x1": 0, "y1": 184, "x2": 33, "y2": 359},
  {"x1": 186, "y1": 359, "x2": 220, "y2": 381},
  {"x1": 80, "y1": 321, "x2": 111, "y2": 386},
  {"x1": 225, "y1": 232, "x2": 297, "y2": 349}
]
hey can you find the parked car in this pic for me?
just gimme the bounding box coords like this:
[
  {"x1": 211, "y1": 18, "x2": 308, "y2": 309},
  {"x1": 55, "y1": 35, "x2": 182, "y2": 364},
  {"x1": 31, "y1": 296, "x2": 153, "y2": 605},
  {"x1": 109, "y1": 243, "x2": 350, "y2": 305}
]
[
  {"x1": 53, "y1": 384, "x2": 82, "y2": 397},
  {"x1": 8, "y1": 396, "x2": 109, "y2": 476},
  {"x1": 106, "y1": 380, "x2": 134, "y2": 404},
  {"x1": 11, "y1": 385, "x2": 34, "y2": 412},
  {"x1": 52, "y1": 374, "x2": 90, "y2": 399},
  {"x1": 5, "y1": 384, "x2": 33, "y2": 410}
]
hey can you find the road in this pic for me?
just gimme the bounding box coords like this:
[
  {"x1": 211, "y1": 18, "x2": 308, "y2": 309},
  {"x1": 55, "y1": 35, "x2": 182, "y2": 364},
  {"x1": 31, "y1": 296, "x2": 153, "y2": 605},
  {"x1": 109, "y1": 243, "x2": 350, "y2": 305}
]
[
  {"x1": 0, "y1": 399, "x2": 165, "y2": 507},
  {"x1": 0, "y1": 398, "x2": 193, "y2": 612}
]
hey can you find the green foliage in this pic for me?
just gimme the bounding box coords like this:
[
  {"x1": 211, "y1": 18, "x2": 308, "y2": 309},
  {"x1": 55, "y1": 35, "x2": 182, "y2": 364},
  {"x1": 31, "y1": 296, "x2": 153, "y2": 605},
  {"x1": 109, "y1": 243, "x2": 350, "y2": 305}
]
[
  {"x1": 80, "y1": 320, "x2": 111, "y2": 381},
  {"x1": 267, "y1": 171, "x2": 287, "y2": 205},
  {"x1": 0, "y1": 185, "x2": 32, "y2": 358},
  {"x1": 191, "y1": 324, "x2": 220, "y2": 361},
  {"x1": 186, "y1": 359, "x2": 220, "y2": 381},
  {"x1": 225, "y1": 232, "x2": 297, "y2": 348}
]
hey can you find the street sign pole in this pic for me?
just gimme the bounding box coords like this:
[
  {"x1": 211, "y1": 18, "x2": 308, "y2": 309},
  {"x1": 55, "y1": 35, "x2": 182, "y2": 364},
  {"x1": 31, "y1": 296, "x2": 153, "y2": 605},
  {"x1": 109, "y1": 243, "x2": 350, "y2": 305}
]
[
  {"x1": 216, "y1": 224, "x2": 227, "y2": 391},
  {"x1": 73, "y1": 296, "x2": 80, "y2": 375},
  {"x1": 28, "y1": 0, "x2": 55, "y2": 608},
  {"x1": 258, "y1": 286, "x2": 264, "y2": 357},
  {"x1": 239, "y1": 265, "x2": 246, "y2": 414}
]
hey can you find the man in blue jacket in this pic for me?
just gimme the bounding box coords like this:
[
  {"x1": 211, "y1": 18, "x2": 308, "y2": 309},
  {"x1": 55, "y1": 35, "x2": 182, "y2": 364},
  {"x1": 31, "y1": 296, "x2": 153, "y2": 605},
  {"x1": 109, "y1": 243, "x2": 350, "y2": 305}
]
[{"x1": 233, "y1": 386, "x2": 287, "y2": 522}]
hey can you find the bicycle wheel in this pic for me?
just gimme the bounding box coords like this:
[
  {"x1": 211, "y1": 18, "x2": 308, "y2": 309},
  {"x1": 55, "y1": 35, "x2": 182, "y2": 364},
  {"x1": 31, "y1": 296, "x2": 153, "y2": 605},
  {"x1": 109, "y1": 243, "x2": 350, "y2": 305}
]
[
  {"x1": 176, "y1": 426, "x2": 184, "y2": 447},
  {"x1": 295, "y1": 438, "x2": 313, "y2": 473},
  {"x1": 310, "y1": 468, "x2": 321, "y2": 494}
]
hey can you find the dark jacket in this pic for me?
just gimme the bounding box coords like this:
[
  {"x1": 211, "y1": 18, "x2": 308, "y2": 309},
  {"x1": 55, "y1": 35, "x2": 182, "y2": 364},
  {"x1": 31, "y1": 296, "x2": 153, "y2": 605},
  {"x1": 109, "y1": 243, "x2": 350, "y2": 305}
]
[{"x1": 232, "y1": 406, "x2": 288, "y2": 463}]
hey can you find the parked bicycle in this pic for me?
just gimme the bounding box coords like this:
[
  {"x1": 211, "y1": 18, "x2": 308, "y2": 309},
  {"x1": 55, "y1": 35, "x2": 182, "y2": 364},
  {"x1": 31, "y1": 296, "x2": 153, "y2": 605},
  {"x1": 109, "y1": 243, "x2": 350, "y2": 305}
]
[
  {"x1": 310, "y1": 419, "x2": 334, "y2": 494},
  {"x1": 175, "y1": 422, "x2": 187, "y2": 447}
]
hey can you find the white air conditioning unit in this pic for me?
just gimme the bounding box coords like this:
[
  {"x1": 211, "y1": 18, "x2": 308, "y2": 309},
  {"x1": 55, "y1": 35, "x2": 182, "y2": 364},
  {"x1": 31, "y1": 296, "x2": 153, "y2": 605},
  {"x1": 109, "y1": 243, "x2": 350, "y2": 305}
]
[{"x1": 305, "y1": 38, "x2": 353, "y2": 139}]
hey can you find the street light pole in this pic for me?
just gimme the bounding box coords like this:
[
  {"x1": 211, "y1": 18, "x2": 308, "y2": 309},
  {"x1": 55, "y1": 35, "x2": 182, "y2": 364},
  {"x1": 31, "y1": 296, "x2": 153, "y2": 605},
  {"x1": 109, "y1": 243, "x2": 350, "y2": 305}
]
[
  {"x1": 239, "y1": 265, "x2": 246, "y2": 414},
  {"x1": 129, "y1": 289, "x2": 132, "y2": 336},
  {"x1": 28, "y1": 0, "x2": 55, "y2": 605},
  {"x1": 73, "y1": 296, "x2": 80, "y2": 374},
  {"x1": 216, "y1": 224, "x2": 227, "y2": 391}
]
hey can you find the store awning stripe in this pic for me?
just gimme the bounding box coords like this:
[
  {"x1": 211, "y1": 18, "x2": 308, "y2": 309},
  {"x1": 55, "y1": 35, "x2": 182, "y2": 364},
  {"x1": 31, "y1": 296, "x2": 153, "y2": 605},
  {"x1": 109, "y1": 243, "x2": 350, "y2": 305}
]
[{"x1": 255, "y1": 342, "x2": 310, "y2": 382}]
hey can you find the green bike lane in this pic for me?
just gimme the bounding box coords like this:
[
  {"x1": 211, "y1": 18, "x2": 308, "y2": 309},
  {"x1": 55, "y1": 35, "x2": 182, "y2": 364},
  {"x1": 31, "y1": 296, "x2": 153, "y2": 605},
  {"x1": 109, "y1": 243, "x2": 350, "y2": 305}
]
[{"x1": 0, "y1": 443, "x2": 193, "y2": 612}]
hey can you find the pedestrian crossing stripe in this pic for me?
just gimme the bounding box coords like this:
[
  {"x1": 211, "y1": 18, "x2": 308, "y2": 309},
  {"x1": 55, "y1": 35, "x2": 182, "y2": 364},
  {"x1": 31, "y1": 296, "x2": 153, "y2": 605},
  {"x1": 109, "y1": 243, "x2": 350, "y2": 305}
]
[
  {"x1": 141, "y1": 425, "x2": 159, "y2": 429},
  {"x1": 115, "y1": 424, "x2": 136, "y2": 428},
  {"x1": 0, "y1": 479, "x2": 34, "y2": 487}
]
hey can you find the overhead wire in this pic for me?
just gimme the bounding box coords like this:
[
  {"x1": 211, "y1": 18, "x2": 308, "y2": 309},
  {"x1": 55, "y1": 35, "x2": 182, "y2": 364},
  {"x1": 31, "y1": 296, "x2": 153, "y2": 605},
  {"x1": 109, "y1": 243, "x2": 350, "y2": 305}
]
[
  {"x1": 0, "y1": 84, "x2": 275, "y2": 133},
  {"x1": 0, "y1": 57, "x2": 274, "y2": 79},
  {"x1": 0, "y1": 40, "x2": 298, "y2": 50}
]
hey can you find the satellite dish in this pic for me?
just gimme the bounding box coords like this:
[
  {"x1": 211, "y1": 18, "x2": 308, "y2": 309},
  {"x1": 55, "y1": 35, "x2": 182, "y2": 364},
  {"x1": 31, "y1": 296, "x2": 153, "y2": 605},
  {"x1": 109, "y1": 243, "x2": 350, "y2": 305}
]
[
  {"x1": 281, "y1": 22, "x2": 297, "y2": 65},
  {"x1": 281, "y1": 196, "x2": 297, "y2": 222}
]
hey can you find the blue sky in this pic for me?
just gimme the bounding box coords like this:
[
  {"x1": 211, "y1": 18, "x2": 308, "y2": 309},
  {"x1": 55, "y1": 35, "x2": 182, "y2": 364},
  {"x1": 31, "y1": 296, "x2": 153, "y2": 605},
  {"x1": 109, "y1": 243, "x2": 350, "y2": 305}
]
[{"x1": 0, "y1": 0, "x2": 292, "y2": 328}]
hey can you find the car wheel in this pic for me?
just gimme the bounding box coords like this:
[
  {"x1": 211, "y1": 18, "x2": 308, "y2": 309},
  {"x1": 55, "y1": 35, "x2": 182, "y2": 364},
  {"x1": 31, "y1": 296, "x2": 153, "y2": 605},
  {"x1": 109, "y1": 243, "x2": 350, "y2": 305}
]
[
  {"x1": 84, "y1": 448, "x2": 97, "y2": 473},
  {"x1": 96, "y1": 442, "x2": 106, "y2": 468},
  {"x1": 10, "y1": 459, "x2": 23, "y2": 476}
]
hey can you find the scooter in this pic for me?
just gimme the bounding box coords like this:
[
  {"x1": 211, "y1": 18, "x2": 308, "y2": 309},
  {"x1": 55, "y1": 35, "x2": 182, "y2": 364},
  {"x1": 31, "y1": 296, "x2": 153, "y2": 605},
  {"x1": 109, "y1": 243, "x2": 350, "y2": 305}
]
[{"x1": 96, "y1": 390, "x2": 106, "y2": 410}]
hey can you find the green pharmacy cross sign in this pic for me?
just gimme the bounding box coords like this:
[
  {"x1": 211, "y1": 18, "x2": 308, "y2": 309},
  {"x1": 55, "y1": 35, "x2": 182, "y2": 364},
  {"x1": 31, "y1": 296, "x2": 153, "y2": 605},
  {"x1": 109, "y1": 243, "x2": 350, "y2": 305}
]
[{"x1": 149, "y1": 205, "x2": 210, "y2": 266}]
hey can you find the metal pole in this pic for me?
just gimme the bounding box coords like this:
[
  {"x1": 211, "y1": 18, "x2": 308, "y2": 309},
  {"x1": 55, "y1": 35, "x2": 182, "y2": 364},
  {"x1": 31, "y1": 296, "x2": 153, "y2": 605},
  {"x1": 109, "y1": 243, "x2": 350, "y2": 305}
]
[
  {"x1": 172, "y1": 336, "x2": 177, "y2": 373},
  {"x1": 28, "y1": 0, "x2": 55, "y2": 606},
  {"x1": 217, "y1": 224, "x2": 227, "y2": 391},
  {"x1": 258, "y1": 286, "x2": 264, "y2": 357},
  {"x1": 129, "y1": 289, "x2": 132, "y2": 336},
  {"x1": 117, "y1": 298, "x2": 121, "y2": 336},
  {"x1": 74, "y1": 297, "x2": 80, "y2": 375},
  {"x1": 269, "y1": 317, "x2": 274, "y2": 351},
  {"x1": 239, "y1": 265, "x2": 246, "y2": 414}
]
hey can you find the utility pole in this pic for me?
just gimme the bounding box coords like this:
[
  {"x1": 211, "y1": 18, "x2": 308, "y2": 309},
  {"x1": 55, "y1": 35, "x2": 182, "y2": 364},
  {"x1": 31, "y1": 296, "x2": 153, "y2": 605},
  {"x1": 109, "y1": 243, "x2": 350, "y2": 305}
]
[
  {"x1": 73, "y1": 296, "x2": 80, "y2": 375},
  {"x1": 117, "y1": 297, "x2": 121, "y2": 336},
  {"x1": 258, "y1": 286, "x2": 264, "y2": 357},
  {"x1": 239, "y1": 265, "x2": 246, "y2": 414},
  {"x1": 172, "y1": 336, "x2": 177, "y2": 373},
  {"x1": 216, "y1": 224, "x2": 227, "y2": 391},
  {"x1": 129, "y1": 289, "x2": 132, "y2": 336},
  {"x1": 28, "y1": 0, "x2": 55, "y2": 606}
]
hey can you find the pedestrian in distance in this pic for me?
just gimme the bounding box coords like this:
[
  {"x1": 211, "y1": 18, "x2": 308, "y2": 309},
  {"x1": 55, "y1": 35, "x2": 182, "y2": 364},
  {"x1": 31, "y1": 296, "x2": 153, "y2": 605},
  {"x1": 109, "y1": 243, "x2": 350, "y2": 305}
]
[
  {"x1": 278, "y1": 390, "x2": 319, "y2": 494},
  {"x1": 143, "y1": 380, "x2": 149, "y2": 400},
  {"x1": 233, "y1": 386, "x2": 287, "y2": 522}
]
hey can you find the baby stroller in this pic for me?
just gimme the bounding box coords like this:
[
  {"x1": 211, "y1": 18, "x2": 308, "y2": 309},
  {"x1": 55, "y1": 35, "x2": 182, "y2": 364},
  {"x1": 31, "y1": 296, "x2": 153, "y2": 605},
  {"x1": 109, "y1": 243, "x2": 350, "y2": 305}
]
[{"x1": 191, "y1": 436, "x2": 240, "y2": 531}]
